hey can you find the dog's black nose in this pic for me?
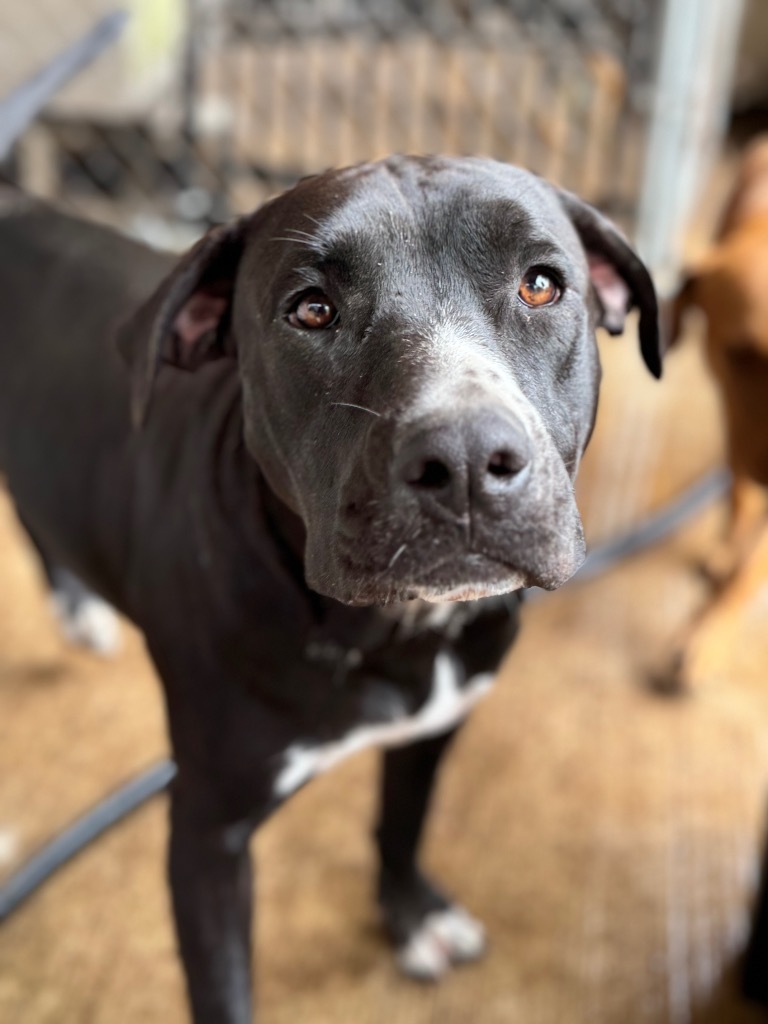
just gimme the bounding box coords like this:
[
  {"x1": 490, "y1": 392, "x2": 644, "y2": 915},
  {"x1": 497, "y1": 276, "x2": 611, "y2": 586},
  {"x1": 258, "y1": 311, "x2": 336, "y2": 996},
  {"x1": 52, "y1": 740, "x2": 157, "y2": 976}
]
[{"x1": 395, "y1": 410, "x2": 531, "y2": 517}]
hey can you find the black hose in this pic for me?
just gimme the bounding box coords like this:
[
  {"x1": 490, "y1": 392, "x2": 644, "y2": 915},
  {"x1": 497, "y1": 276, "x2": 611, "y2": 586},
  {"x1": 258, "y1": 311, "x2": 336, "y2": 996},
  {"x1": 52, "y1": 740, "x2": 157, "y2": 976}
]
[
  {"x1": 0, "y1": 466, "x2": 731, "y2": 923},
  {"x1": 0, "y1": 759, "x2": 176, "y2": 922}
]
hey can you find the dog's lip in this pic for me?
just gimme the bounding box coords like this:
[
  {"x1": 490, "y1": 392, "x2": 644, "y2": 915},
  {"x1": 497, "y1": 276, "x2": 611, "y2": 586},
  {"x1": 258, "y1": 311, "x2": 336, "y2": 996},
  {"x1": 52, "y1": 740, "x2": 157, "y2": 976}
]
[
  {"x1": 411, "y1": 578, "x2": 527, "y2": 603},
  {"x1": 320, "y1": 529, "x2": 585, "y2": 605},
  {"x1": 335, "y1": 548, "x2": 527, "y2": 593}
]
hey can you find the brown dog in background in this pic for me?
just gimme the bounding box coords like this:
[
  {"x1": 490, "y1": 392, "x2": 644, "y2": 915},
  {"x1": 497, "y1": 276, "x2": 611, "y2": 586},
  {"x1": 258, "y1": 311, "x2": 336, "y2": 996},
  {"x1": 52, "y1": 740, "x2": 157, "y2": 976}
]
[{"x1": 670, "y1": 136, "x2": 768, "y2": 686}]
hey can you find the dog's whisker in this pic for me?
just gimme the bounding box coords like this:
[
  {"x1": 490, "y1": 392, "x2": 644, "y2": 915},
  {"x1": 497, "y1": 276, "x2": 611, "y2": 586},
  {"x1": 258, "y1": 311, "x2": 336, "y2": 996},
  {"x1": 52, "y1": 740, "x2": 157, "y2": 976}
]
[
  {"x1": 269, "y1": 236, "x2": 318, "y2": 248},
  {"x1": 330, "y1": 402, "x2": 382, "y2": 418},
  {"x1": 387, "y1": 543, "x2": 408, "y2": 570}
]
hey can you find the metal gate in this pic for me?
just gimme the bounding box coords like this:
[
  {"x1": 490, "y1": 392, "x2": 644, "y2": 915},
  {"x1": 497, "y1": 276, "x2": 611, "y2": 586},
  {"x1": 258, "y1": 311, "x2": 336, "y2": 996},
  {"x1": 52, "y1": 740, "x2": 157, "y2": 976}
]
[{"x1": 1, "y1": 0, "x2": 662, "y2": 238}]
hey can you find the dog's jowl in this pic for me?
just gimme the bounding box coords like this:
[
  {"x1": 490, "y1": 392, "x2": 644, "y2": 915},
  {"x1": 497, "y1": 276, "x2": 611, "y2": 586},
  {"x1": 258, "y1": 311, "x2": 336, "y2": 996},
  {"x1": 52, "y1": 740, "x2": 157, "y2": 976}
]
[{"x1": 0, "y1": 156, "x2": 659, "y2": 1023}]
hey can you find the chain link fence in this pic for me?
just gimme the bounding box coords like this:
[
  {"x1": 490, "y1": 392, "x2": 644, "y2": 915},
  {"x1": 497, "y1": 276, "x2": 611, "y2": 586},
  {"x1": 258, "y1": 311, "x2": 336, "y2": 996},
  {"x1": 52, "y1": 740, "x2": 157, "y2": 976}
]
[{"x1": 0, "y1": 0, "x2": 662, "y2": 244}]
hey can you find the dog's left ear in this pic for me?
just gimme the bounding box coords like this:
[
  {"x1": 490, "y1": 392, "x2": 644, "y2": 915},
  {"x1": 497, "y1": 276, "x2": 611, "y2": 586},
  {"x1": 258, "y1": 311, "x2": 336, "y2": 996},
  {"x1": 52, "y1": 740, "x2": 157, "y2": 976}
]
[
  {"x1": 116, "y1": 218, "x2": 248, "y2": 427},
  {"x1": 555, "y1": 188, "x2": 661, "y2": 378}
]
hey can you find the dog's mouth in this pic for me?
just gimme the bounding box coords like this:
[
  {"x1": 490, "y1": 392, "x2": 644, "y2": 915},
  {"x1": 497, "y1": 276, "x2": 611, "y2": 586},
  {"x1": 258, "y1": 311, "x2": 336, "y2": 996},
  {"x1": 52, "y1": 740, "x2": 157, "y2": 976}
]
[{"x1": 309, "y1": 543, "x2": 581, "y2": 606}]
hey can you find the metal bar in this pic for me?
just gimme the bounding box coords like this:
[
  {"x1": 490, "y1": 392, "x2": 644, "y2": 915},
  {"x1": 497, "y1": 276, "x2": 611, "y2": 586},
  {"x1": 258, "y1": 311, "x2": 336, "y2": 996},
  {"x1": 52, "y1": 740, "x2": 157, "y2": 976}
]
[
  {"x1": 635, "y1": 0, "x2": 746, "y2": 286},
  {"x1": 0, "y1": 10, "x2": 129, "y2": 161}
]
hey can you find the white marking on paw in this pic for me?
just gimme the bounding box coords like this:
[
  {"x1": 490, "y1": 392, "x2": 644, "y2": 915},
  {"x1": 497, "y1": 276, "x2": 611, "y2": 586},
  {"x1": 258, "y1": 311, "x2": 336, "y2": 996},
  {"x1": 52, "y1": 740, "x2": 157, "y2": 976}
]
[
  {"x1": 49, "y1": 593, "x2": 120, "y2": 656},
  {"x1": 273, "y1": 655, "x2": 494, "y2": 798},
  {"x1": 397, "y1": 906, "x2": 486, "y2": 980}
]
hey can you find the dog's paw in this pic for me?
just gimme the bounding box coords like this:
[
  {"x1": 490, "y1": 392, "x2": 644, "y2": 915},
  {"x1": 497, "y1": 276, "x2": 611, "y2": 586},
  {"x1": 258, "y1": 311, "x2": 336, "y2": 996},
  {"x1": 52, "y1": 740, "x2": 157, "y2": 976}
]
[
  {"x1": 49, "y1": 591, "x2": 121, "y2": 656},
  {"x1": 395, "y1": 905, "x2": 486, "y2": 981}
]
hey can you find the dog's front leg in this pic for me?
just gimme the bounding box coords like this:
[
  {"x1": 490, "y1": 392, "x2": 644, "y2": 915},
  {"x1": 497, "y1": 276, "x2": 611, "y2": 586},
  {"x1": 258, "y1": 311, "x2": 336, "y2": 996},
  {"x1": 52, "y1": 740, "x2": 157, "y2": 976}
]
[
  {"x1": 375, "y1": 727, "x2": 486, "y2": 980},
  {"x1": 168, "y1": 781, "x2": 256, "y2": 1024}
]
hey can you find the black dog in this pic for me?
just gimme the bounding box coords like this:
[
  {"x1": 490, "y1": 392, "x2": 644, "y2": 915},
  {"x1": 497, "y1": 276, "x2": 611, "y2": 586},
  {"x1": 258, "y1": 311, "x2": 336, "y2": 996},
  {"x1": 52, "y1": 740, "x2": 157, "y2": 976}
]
[{"x1": 0, "y1": 156, "x2": 659, "y2": 1022}]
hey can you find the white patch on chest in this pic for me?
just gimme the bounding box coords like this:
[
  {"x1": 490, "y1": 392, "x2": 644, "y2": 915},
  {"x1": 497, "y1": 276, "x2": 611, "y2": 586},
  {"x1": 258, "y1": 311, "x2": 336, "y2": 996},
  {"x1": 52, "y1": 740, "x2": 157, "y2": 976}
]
[{"x1": 273, "y1": 652, "x2": 493, "y2": 799}]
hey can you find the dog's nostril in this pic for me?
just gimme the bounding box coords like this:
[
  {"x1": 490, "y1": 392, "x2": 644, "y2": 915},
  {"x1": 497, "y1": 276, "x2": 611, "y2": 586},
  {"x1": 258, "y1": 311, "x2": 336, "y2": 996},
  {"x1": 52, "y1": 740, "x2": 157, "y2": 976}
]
[
  {"x1": 409, "y1": 458, "x2": 452, "y2": 489},
  {"x1": 486, "y1": 449, "x2": 523, "y2": 478}
]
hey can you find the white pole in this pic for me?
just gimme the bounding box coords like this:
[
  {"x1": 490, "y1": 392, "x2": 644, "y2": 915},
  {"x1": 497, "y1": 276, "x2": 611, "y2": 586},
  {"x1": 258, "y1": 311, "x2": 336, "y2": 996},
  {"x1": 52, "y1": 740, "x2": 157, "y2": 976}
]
[{"x1": 635, "y1": 0, "x2": 746, "y2": 289}]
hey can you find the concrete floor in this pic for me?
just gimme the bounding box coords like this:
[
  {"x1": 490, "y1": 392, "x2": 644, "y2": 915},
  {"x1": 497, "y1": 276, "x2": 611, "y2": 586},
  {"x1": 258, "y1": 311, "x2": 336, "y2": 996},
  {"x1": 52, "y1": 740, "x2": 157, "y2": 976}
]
[{"x1": 2, "y1": 322, "x2": 768, "y2": 1022}]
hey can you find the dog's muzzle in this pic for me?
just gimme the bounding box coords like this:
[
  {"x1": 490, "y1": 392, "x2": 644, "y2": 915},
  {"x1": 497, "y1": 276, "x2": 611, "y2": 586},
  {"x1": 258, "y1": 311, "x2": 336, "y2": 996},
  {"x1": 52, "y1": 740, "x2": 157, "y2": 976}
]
[{"x1": 302, "y1": 403, "x2": 586, "y2": 605}]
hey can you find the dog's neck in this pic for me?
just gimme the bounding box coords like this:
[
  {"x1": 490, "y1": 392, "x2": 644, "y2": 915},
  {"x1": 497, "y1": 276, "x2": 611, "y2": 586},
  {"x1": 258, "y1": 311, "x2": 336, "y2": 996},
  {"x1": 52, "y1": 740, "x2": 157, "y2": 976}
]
[{"x1": 255, "y1": 469, "x2": 307, "y2": 570}]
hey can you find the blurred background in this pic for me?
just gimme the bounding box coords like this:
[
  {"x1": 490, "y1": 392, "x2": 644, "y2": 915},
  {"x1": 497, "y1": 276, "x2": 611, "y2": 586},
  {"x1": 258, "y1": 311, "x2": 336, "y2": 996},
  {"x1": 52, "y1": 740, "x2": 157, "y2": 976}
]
[
  {"x1": 3, "y1": 1, "x2": 768, "y2": 1022},
  {"x1": 0, "y1": 0, "x2": 757, "y2": 264}
]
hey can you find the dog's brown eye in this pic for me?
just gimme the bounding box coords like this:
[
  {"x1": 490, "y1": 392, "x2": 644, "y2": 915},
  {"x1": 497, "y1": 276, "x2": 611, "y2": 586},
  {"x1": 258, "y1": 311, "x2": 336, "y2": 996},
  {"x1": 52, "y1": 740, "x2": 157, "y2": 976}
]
[
  {"x1": 518, "y1": 268, "x2": 560, "y2": 307},
  {"x1": 288, "y1": 291, "x2": 338, "y2": 329}
]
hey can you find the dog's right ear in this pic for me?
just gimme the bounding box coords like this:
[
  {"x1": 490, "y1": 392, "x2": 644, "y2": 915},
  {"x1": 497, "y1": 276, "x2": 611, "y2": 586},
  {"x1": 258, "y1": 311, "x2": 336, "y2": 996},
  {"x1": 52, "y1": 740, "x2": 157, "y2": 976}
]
[{"x1": 116, "y1": 218, "x2": 248, "y2": 427}]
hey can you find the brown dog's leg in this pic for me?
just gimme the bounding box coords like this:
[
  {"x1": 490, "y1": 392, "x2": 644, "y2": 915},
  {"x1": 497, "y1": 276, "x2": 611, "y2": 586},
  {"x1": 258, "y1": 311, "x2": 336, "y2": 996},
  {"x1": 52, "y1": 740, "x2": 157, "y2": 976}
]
[
  {"x1": 704, "y1": 475, "x2": 767, "y2": 585},
  {"x1": 676, "y1": 520, "x2": 768, "y2": 689},
  {"x1": 727, "y1": 474, "x2": 767, "y2": 570}
]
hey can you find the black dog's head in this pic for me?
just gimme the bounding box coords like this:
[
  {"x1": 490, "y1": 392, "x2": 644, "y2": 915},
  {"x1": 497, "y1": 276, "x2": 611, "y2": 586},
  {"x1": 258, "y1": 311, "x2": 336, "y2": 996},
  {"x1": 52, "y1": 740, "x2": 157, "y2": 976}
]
[{"x1": 118, "y1": 156, "x2": 659, "y2": 605}]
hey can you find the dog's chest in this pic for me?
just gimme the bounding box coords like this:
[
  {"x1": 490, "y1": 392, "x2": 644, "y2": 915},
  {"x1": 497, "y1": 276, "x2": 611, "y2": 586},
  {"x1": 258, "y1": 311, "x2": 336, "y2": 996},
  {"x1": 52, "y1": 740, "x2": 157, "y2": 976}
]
[
  {"x1": 269, "y1": 594, "x2": 520, "y2": 800},
  {"x1": 272, "y1": 649, "x2": 493, "y2": 799}
]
